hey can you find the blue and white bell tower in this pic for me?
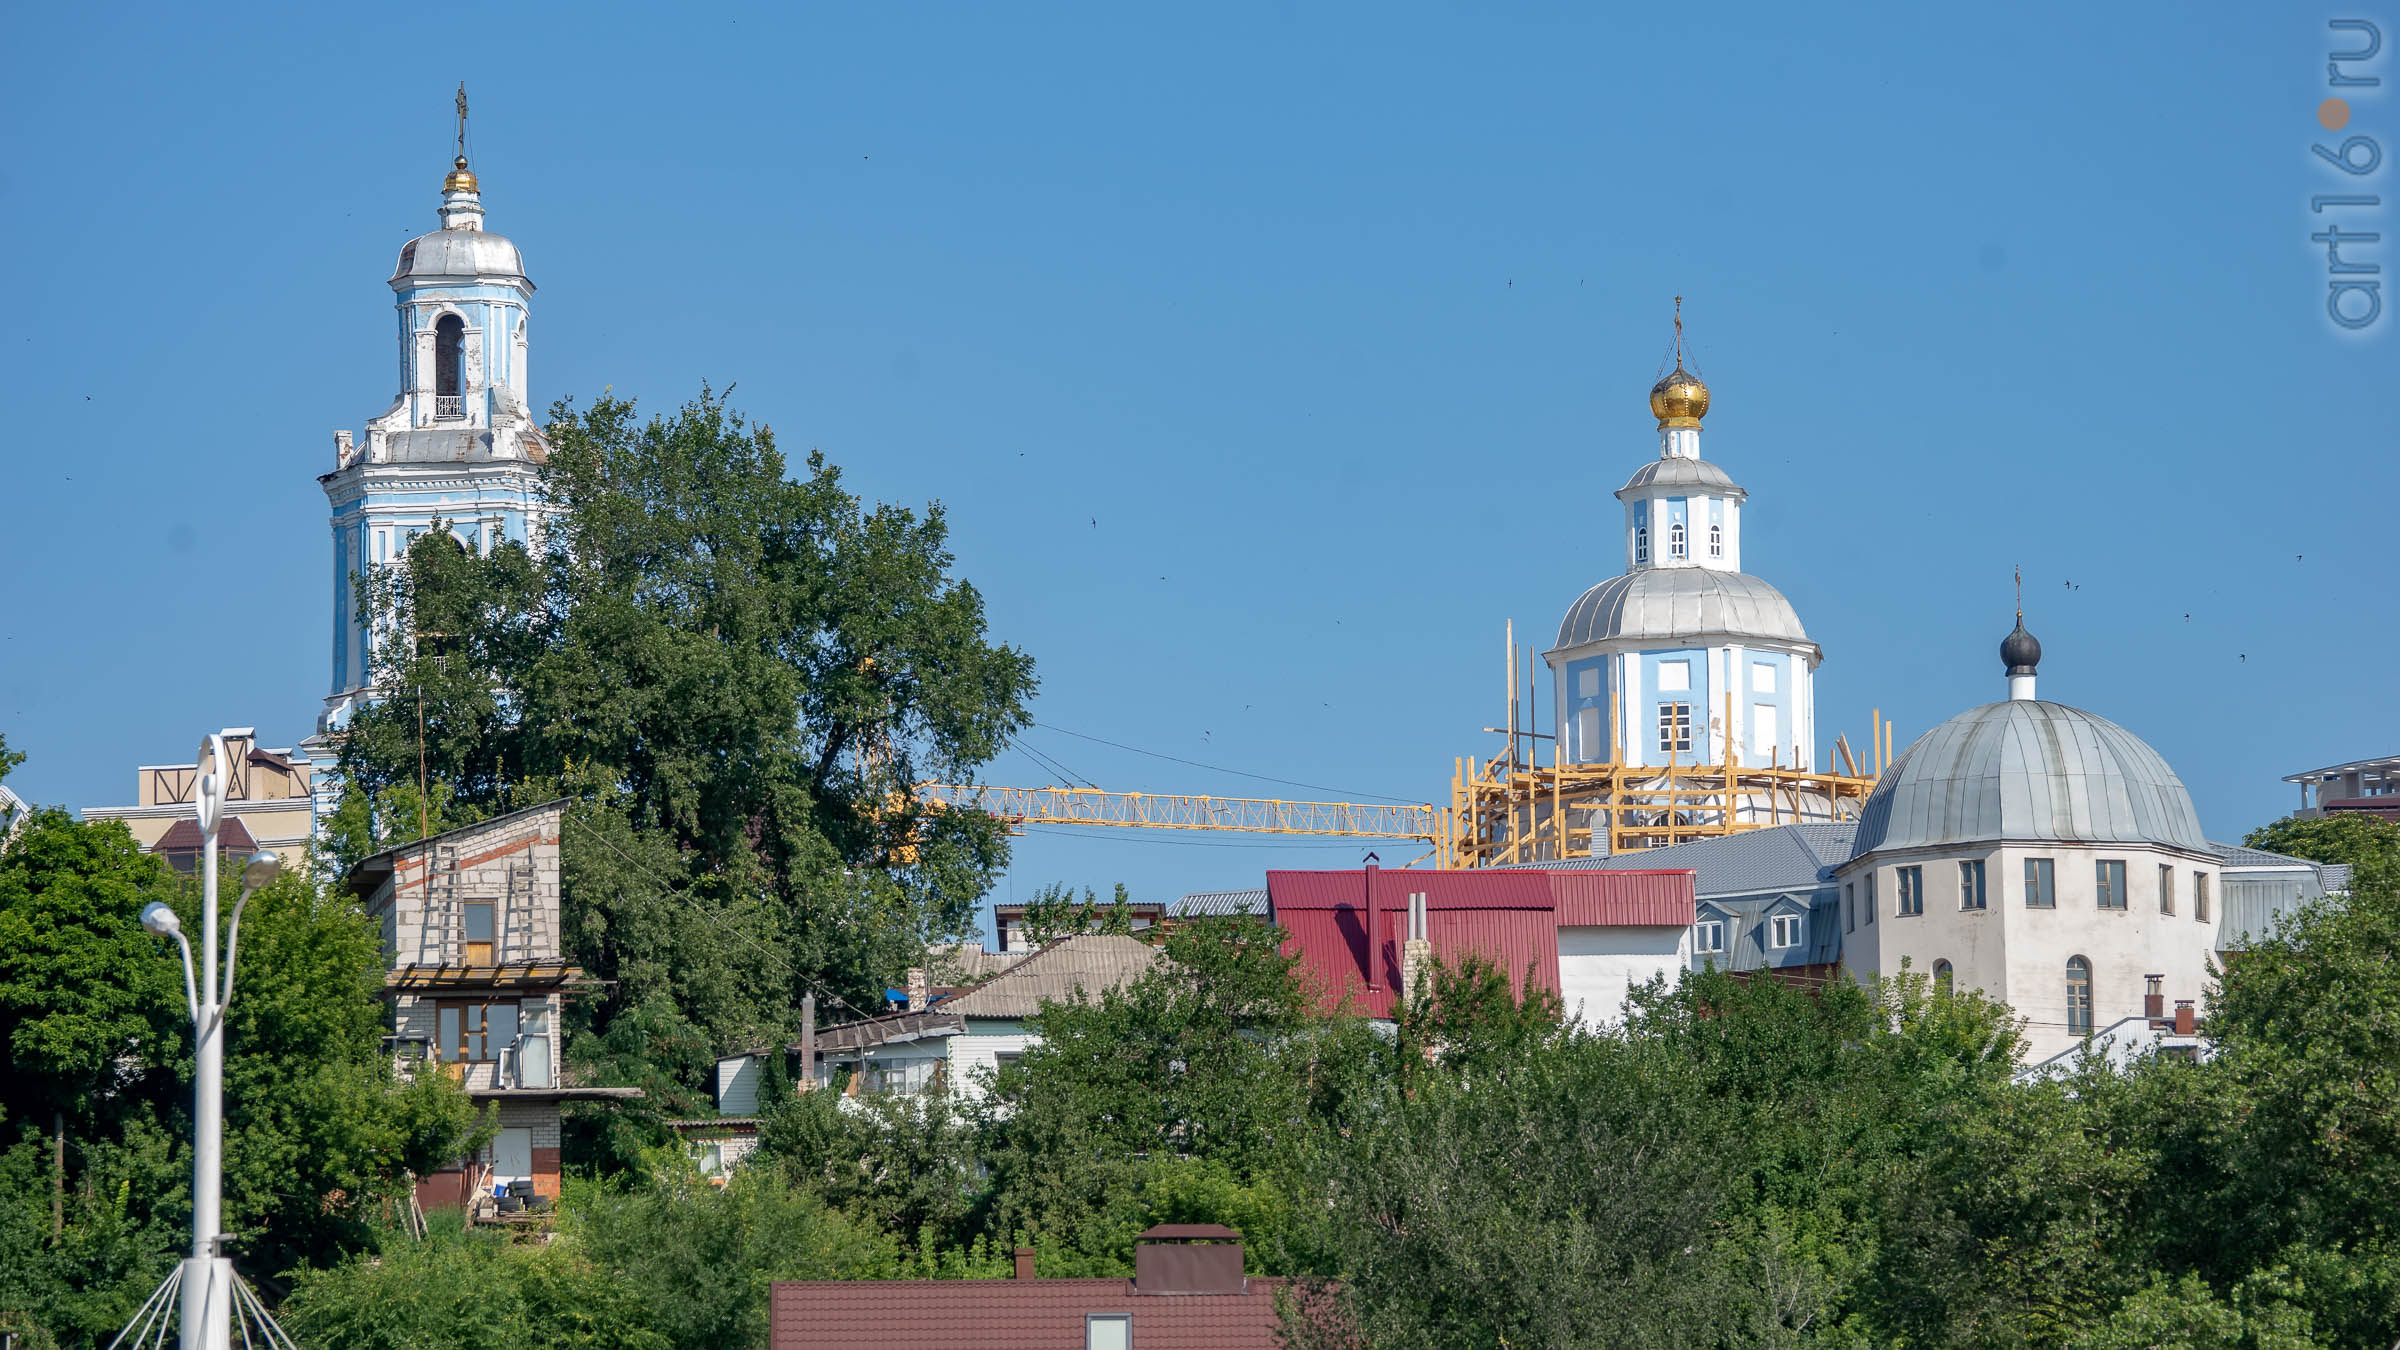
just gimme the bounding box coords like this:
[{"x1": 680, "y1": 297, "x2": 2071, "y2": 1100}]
[{"x1": 301, "y1": 97, "x2": 545, "y2": 792}]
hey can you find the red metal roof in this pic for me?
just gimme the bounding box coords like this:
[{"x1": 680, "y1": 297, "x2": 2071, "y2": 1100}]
[
  {"x1": 1268, "y1": 867, "x2": 1695, "y2": 1019},
  {"x1": 770, "y1": 1278, "x2": 1291, "y2": 1349}
]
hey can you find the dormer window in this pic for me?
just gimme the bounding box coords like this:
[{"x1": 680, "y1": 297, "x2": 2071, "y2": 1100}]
[
  {"x1": 1694, "y1": 919, "x2": 1725, "y2": 954},
  {"x1": 1770, "y1": 913, "x2": 1805, "y2": 949},
  {"x1": 1669, "y1": 522, "x2": 1687, "y2": 559}
]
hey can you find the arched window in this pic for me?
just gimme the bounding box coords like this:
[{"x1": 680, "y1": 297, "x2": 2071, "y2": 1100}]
[
  {"x1": 2066, "y1": 956, "x2": 2093, "y2": 1035},
  {"x1": 1932, "y1": 958, "x2": 1953, "y2": 990},
  {"x1": 1669, "y1": 522, "x2": 1687, "y2": 559},
  {"x1": 1634, "y1": 524, "x2": 1650, "y2": 565},
  {"x1": 434, "y1": 314, "x2": 466, "y2": 416},
  {"x1": 1709, "y1": 522, "x2": 1723, "y2": 557}
]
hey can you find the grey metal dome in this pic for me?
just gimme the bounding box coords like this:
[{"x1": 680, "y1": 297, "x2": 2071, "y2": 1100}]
[
  {"x1": 393, "y1": 230, "x2": 528, "y2": 286},
  {"x1": 1617, "y1": 457, "x2": 1745, "y2": 500},
  {"x1": 1553, "y1": 570, "x2": 1812, "y2": 650},
  {"x1": 1849, "y1": 700, "x2": 2207, "y2": 857}
]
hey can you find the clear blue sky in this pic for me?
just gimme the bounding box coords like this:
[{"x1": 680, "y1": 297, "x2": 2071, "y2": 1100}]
[{"x1": 2, "y1": 4, "x2": 2391, "y2": 923}]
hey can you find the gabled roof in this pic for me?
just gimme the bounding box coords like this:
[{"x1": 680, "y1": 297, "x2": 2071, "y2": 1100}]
[
  {"x1": 1694, "y1": 891, "x2": 1843, "y2": 970},
  {"x1": 810, "y1": 1010, "x2": 966, "y2": 1054},
  {"x1": 937, "y1": 934, "x2": 1166, "y2": 1020},
  {"x1": 770, "y1": 1276, "x2": 1291, "y2": 1350},
  {"x1": 342, "y1": 799, "x2": 566, "y2": 900}
]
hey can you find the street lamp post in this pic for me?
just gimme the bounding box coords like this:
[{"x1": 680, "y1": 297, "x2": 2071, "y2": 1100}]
[{"x1": 113, "y1": 732, "x2": 298, "y2": 1350}]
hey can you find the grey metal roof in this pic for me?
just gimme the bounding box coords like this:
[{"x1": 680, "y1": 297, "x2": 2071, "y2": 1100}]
[
  {"x1": 1552, "y1": 569, "x2": 1813, "y2": 651},
  {"x1": 1616, "y1": 457, "x2": 1746, "y2": 500},
  {"x1": 1694, "y1": 891, "x2": 1842, "y2": 972},
  {"x1": 394, "y1": 229, "x2": 528, "y2": 285},
  {"x1": 1531, "y1": 823, "x2": 1856, "y2": 898},
  {"x1": 2208, "y1": 841, "x2": 2327, "y2": 872},
  {"x1": 1170, "y1": 888, "x2": 1269, "y2": 918},
  {"x1": 1849, "y1": 701, "x2": 2207, "y2": 857},
  {"x1": 936, "y1": 933, "x2": 1164, "y2": 1019},
  {"x1": 2282, "y1": 752, "x2": 2400, "y2": 783}
]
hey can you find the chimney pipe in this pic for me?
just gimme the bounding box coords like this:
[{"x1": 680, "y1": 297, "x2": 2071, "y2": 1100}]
[
  {"x1": 1363, "y1": 858, "x2": 1381, "y2": 992},
  {"x1": 1013, "y1": 1247, "x2": 1037, "y2": 1280},
  {"x1": 906, "y1": 966, "x2": 928, "y2": 1013},
  {"x1": 2143, "y1": 974, "x2": 2164, "y2": 1021},
  {"x1": 2173, "y1": 1000, "x2": 2196, "y2": 1036}
]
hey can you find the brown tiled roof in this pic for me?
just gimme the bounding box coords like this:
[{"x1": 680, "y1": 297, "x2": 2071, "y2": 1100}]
[
  {"x1": 936, "y1": 933, "x2": 1165, "y2": 1020},
  {"x1": 769, "y1": 1277, "x2": 1291, "y2": 1350},
  {"x1": 151, "y1": 817, "x2": 258, "y2": 872}
]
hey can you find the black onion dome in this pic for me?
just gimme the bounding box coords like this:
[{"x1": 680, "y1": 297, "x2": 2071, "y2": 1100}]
[{"x1": 2000, "y1": 621, "x2": 2042, "y2": 676}]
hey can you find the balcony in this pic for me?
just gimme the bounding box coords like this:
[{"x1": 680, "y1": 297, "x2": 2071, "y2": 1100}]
[{"x1": 434, "y1": 395, "x2": 464, "y2": 421}]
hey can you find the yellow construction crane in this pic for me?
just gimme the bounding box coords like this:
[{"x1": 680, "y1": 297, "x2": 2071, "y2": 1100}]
[{"x1": 914, "y1": 783, "x2": 1436, "y2": 843}]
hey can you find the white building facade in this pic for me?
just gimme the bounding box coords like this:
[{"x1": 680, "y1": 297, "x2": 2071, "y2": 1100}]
[
  {"x1": 1838, "y1": 623, "x2": 2221, "y2": 1066},
  {"x1": 300, "y1": 146, "x2": 548, "y2": 807},
  {"x1": 1547, "y1": 358, "x2": 1821, "y2": 773}
]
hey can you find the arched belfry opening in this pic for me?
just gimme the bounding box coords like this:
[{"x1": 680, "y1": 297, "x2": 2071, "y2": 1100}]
[{"x1": 434, "y1": 313, "x2": 466, "y2": 417}]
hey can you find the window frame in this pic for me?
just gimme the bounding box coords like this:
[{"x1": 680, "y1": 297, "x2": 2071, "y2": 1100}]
[
  {"x1": 2096, "y1": 859, "x2": 2128, "y2": 911},
  {"x1": 1932, "y1": 958, "x2": 1953, "y2": 990},
  {"x1": 1845, "y1": 882, "x2": 1855, "y2": 932},
  {"x1": 1769, "y1": 913, "x2": 1805, "y2": 950},
  {"x1": 433, "y1": 999, "x2": 520, "y2": 1064},
  {"x1": 1897, "y1": 865, "x2": 1925, "y2": 917},
  {"x1": 1694, "y1": 919, "x2": 1725, "y2": 954},
  {"x1": 1864, "y1": 872, "x2": 1875, "y2": 925},
  {"x1": 433, "y1": 312, "x2": 467, "y2": 399},
  {"x1": 2159, "y1": 862, "x2": 2176, "y2": 915},
  {"x1": 1657, "y1": 701, "x2": 1692, "y2": 755},
  {"x1": 2066, "y1": 955, "x2": 2094, "y2": 1036},
  {"x1": 1634, "y1": 523, "x2": 1650, "y2": 566},
  {"x1": 1708, "y1": 521, "x2": 1723, "y2": 557},
  {"x1": 2194, "y1": 871, "x2": 2211, "y2": 922},
  {"x1": 1958, "y1": 859, "x2": 1987, "y2": 911},
  {"x1": 2024, "y1": 856, "x2": 2056, "y2": 909},
  {"x1": 1086, "y1": 1313, "x2": 1133, "y2": 1350},
  {"x1": 1669, "y1": 521, "x2": 1687, "y2": 559}
]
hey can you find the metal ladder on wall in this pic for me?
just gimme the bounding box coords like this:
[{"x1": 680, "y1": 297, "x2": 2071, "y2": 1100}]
[
  {"x1": 500, "y1": 851, "x2": 547, "y2": 962},
  {"x1": 421, "y1": 842, "x2": 462, "y2": 966}
]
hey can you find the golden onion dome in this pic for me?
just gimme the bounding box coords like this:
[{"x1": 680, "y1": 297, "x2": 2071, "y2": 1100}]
[
  {"x1": 444, "y1": 155, "x2": 479, "y2": 193},
  {"x1": 1649, "y1": 366, "x2": 1710, "y2": 428}
]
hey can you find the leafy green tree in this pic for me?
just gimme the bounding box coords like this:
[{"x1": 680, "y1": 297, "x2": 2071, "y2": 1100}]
[
  {"x1": 1016, "y1": 882, "x2": 1137, "y2": 947},
  {"x1": 334, "y1": 387, "x2": 1035, "y2": 1060},
  {"x1": 2243, "y1": 811, "x2": 2400, "y2": 897},
  {"x1": 281, "y1": 1215, "x2": 671, "y2": 1350}
]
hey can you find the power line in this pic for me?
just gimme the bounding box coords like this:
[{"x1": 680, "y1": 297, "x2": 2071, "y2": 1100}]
[
  {"x1": 1005, "y1": 734, "x2": 1100, "y2": 790},
  {"x1": 1029, "y1": 721, "x2": 1422, "y2": 805}
]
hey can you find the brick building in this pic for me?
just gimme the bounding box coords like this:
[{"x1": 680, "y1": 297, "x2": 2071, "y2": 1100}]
[{"x1": 343, "y1": 800, "x2": 638, "y2": 1215}]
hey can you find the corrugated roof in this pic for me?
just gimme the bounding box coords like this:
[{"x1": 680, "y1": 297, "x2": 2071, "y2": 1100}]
[
  {"x1": 1849, "y1": 702, "x2": 2208, "y2": 856},
  {"x1": 937, "y1": 934, "x2": 1165, "y2": 1020},
  {"x1": 1169, "y1": 888, "x2": 1270, "y2": 918},
  {"x1": 771, "y1": 1277, "x2": 1291, "y2": 1349},
  {"x1": 1269, "y1": 868, "x2": 1695, "y2": 1019},
  {"x1": 809, "y1": 1010, "x2": 966, "y2": 1054},
  {"x1": 2208, "y1": 841, "x2": 2326, "y2": 872}
]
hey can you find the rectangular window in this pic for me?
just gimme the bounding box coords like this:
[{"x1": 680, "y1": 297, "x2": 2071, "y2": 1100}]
[
  {"x1": 1770, "y1": 913, "x2": 1805, "y2": 949},
  {"x1": 1897, "y1": 866, "x2": 1925, "y2": 916},
  {"x1": 2024, "y1": 857, "x2": 2056, "y2": 908},
  {"x1": 1087, "y1": 1314, "x2": 1132, "y2": 1350},
  {"x1": 1959, "y1": 859, "x2": 1987, "y2": 910},
  {"x1": 1845, "y1": 883, "x2": 1855, "y2": 932},
  {"x1": 1752, "y1": 662, "x2": 1776, "y2": 693},
  {"x1": 1694, "y1": 919, "x2": 1725, "y2": 954},
  {"x1": 2159, "y1": 863, "x2": 2176, "y2": 915},
  {"x1": 463, "y1": 901, "x2": 495, "y2": 965},
  {"x1": 1657, "y1": 701, "x2": 1692, "y2": 754},
  {"x1": 2097, "y1": 860, "x2": 2128, "y2": 911},
  {"x1": 2194, "y1": 871, "x2": 2211, "y2": 923},
  {"x1": 435, "y1": 1001, "x2": 519, "y2": 1063},
  {"x1": 1864, "y1": 872, "x2": 1876, "y2": 925},
  {"x1": 1657, "y1": 660, "x2": 1691, "y2": 692}
]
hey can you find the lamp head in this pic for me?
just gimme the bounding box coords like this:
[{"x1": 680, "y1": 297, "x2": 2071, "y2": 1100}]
[
  {"x1": 241, "y1": 850, "x2": 281, "y2": 892},
  {"x1": 140, "y1": 901, "x2": 183, "y2": 938}
]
